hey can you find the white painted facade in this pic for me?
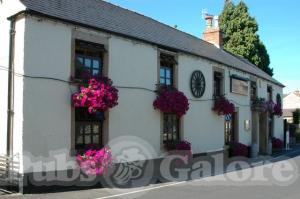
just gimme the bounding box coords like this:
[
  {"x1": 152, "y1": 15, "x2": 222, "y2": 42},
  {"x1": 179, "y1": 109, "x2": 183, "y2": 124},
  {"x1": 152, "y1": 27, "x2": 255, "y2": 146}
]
[
  {"x1": 283, "y1": 92, "x2": 300, "y2": 110},
  {"x1": 0, "y1": 0, "x2": 25, "y2": 156},
  {"x1": 0, "y1": 6, "x2": 284, "y2": 176},
  {"x1": 282, "y1": 92, "x2": 300, "y2": 122}
]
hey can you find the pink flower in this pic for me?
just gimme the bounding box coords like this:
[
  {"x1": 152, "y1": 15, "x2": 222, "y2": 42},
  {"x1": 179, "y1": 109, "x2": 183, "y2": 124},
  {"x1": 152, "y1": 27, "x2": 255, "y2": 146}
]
[
  {"x1": 76, "y1": 145, "x2": 113, "y2": 176},
  {"x1": 272, "y1": 137, "x2": 284, "y2": 149},
  {"x1": 153, "y1": 86, "x2": 189, "y2": 117},
  {"x1": 212, "y1": 97, "x2": 235, "y2": 116},
  {"x1": 71, "y1": 77, "x2": 119, "y2": 114},
  {"x1": 273, "y1": 103, "x2": 283, "y2": 117}
]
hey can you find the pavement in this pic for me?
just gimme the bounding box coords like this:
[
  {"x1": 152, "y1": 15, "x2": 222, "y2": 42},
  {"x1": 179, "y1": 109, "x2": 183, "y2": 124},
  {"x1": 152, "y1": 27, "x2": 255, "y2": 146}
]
[{"x1": 1, "y1": 145, "x2": 300, "y2": 199}]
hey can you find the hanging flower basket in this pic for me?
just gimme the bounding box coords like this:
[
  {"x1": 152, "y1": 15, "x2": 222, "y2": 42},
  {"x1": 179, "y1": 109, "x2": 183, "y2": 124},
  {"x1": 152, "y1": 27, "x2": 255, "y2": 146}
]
[
  {"x1": 76, "y1": 145, "x2": 113, "y2": 175},
  {"x1": 212, "y1": 96, "x2": 235, "y2": 116},
  {"x1": 273, "y1": 103, "x2": 283, "y2": 117},
  {"x1": 251, "y1": 98, "x2": 282, "y2": 117},
  {"x1": 71, "y1": 77, "x2": 119, "y2": 114},
  {"x1": 265, "y1": 100, "x2": 276, "y2": 113},
  {"x1": 265, "y1": 100, "x2": 282, "y2": 117},
  {"x1": 251, "y1": 97, "x2": 267, "y2": 112},
  {"x1": 153, "y1": 85, "x2": 189, "y2": 117}
]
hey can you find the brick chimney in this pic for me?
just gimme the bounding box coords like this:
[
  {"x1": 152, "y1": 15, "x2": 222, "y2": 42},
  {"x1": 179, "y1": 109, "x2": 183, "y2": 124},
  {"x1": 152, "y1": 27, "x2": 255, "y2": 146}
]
[{"x1": 203, "y1": 15, "x2": 223, "y2": 48}]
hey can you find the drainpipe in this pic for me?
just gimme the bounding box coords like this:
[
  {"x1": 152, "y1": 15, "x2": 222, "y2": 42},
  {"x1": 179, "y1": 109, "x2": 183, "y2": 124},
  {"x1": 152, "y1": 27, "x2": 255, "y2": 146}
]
[{"x1": 6, "y1": 17, "x2": 16, "y2": 158}]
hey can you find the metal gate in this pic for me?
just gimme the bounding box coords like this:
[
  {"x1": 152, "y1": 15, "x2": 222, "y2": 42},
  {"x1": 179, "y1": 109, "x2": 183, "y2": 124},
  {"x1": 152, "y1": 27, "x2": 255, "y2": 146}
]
[{"x1": 0, "y1": 154, "x2": 20, "y2": 189}]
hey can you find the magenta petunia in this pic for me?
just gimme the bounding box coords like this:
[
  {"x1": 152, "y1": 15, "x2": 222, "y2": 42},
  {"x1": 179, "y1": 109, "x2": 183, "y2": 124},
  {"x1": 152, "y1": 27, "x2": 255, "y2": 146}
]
[
  {"x1": 153, "y1": 86, "x2": 189, "y2": 117},
  {"x1": 71, "y1": 77, "x2": 119, "y2": 114},
  {"x1": 76, "y1": 145, "x2": 113, "y2": 175},
  {"x1": 212, "y1": 97, "x2": 235, "y2": 116},
  {"x1": 272, "y1": 137, "x2": 284, "y2": 149},
  {"x1": 273, "y1": 103, "x2": 283, "y2": 117}
]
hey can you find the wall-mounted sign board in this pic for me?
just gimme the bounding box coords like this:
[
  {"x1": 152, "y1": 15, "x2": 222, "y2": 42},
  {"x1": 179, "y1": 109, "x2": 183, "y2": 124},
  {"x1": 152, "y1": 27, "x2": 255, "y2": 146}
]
[{"x1": 230, "y1": 76, "x2": 249, "y2": 96}]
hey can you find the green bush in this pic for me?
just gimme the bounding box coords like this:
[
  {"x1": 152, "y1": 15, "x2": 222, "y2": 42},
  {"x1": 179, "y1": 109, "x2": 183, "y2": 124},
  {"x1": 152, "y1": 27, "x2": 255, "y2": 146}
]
[{"x1": 293, "y1": 109, "x2": 300, "y2": 124}]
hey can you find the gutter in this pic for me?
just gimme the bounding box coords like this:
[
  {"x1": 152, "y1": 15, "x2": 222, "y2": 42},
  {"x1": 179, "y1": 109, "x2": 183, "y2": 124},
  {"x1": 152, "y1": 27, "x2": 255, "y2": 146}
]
[{"x1": 6, "y1": 16, "x2": 16, "y2": 157}]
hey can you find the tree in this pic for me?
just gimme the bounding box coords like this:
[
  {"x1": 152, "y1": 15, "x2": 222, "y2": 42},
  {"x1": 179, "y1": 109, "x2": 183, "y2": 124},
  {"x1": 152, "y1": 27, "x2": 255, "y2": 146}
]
[{"x1": 219, "y1": 1, "x2": 273, "y2": 76}]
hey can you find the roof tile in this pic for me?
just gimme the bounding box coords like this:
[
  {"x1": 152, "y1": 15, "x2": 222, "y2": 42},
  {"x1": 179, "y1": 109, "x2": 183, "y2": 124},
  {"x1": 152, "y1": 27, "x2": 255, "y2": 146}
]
[{"x1": 19, "y1": 0, "x2": 283, "y2": 86}]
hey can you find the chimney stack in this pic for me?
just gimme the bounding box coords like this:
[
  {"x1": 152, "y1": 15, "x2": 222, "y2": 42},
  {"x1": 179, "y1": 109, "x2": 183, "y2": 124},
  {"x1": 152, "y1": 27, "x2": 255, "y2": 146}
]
[{"x1": 203, "y1": 14, "x2": 223, "y2": 48}]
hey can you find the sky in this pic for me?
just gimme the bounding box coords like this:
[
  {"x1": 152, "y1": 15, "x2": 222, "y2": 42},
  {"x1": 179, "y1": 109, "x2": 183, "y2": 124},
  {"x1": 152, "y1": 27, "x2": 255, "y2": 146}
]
[{"x1": 107, "y1": 0, "x2": 300, "y2": 94}]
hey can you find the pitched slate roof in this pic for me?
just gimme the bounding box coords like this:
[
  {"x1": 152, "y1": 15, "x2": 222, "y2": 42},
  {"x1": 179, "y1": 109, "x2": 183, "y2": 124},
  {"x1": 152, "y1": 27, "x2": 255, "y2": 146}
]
[{"x1": 19, "y1": 0, "x2": 283, "y2": 86}]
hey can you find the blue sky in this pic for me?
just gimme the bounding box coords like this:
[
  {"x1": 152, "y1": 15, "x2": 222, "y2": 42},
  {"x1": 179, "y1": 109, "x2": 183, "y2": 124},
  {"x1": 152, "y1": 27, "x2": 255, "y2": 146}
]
[{"x1": 107, "y1": 0, "x2": 300, "y2": 94}]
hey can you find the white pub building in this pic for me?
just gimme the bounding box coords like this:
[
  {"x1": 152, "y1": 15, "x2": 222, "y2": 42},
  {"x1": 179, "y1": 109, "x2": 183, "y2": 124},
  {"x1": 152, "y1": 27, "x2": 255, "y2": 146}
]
[{"x1": 0, "y1": 0, "x2": 284, "y2": 192}]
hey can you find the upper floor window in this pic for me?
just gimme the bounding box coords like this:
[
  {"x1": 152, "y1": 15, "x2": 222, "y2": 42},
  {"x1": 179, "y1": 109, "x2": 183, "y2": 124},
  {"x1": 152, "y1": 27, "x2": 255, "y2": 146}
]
[
  {"x1": 213, "y1": 71, "x2": 223, "y2": 98},
  {"x1": 250, "y1": 81, "x2": 257, "y2": 101},
  {"x1": 160, "y1": 53, "x2": 176, "y2": 86},
  {"x1": 75, "y1": 40, "x2": 105, "y2": 80},
  {"x1": 267, "y1": 86, "x2": 273, "y2": 101},
  {"x1": 276, "y1": 94, "x2": 282, "y2": 107}
]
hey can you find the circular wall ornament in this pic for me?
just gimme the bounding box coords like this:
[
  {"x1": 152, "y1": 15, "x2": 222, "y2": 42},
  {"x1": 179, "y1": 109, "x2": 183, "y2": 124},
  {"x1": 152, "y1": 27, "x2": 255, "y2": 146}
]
[{"x1": 190, "y1": 70, "x2": 206, "y2": 98}]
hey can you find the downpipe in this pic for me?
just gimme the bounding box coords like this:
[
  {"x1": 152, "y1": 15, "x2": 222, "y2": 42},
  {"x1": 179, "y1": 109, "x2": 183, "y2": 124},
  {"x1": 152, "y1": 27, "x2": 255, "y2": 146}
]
[{"x1": 6, "y1": 18, "x2": 16, "y2": 160}]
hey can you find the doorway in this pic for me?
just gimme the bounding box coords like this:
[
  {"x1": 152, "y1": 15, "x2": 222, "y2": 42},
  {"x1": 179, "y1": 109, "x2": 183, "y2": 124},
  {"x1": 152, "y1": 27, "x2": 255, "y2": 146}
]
[{"x1": 225, "y1": 112, "x2": 238, "y2": 145}]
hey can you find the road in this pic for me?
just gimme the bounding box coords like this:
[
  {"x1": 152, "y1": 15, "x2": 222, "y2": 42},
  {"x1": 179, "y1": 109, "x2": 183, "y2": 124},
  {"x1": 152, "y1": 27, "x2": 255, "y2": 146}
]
[{"x1": 1, "y1": 148, "x2": 300, "y2": 199}]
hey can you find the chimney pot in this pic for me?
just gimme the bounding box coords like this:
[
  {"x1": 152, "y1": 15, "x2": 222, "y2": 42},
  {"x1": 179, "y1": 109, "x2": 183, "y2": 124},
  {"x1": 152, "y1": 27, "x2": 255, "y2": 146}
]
[
  {"x1": 205, "y1": 14, "x2": 214, "y2": 28},
  {"x1": 203, "y1": 15, "x2": 223, "y2": 48}
]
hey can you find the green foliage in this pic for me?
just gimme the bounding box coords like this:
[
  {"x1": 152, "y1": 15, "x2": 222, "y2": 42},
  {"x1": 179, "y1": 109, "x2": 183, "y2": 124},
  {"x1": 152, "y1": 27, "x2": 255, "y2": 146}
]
[
  {"x1": 293, "y1": 109, "x2": 300, "y2": 124},
  {"x1": 219, "y1": 1, "x2": 273, "y2": 76}
]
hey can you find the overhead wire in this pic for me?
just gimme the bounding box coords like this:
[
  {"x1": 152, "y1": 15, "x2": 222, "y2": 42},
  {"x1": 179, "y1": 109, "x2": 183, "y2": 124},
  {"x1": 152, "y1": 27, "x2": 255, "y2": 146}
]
[{"x1": 0, "y1": 65, "x2": 251, "y2": 107}]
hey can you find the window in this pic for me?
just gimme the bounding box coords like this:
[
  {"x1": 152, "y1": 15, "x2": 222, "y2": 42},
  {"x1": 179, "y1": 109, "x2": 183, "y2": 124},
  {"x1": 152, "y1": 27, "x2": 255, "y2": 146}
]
[
  {"x1": 160, "y1": 66, "x2": 173, "y2": 86},
  {"x1": 250, "y1": 81, "x2": 257, "y2": 101},
  {"x1": 75, "y1": 40, "x2": 104, "y2": 80},
  {"x1": 213, "y1": 71, "x2": 223, "y2": 97},
  {"x1": 75, "y1": 108, "x2": 104, "y2": 150},
  {"x1": 276, "y1": 94, "x2": 282, "y2": 108},
  {"x1": 159, "y1": 53, "x2": 176, "y2": 86},
  {"x1": 163, "y1": 113, "x2": 180, "y2": 144},
  {"x1": 267, "y1": 86, "x2": 273, "y2": 101}
]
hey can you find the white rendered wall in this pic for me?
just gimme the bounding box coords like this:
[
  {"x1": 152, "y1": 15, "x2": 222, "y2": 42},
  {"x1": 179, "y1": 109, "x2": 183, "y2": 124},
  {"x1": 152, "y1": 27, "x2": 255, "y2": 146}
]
[
  {"x1": 283, "y1": 93, "x2": 300, "y2": 110},
  {"x1": 19, "y1": 16, "x2": 284, "y2": 173},
  {"x1": 12, "y1": 18, "x2": 26, "y2": 173},
  {"x1": 22, "y1": 17, "x2": 73, "y2": 172},
  {"x1": 273, "y1": 85, "x2": 284, "y2": 140},
  {"x1": 0, "y1": 0, "x2": 25, "y2": 155},
  {"x1": 108, "y1": 37, "x2": 162, "y2": 155},
  {"x1": 225, "y1": 69, "x2": 252, "y2": 146},
  {"x1": 178, "y1": 54, "x2": 224, "y2": 153}
]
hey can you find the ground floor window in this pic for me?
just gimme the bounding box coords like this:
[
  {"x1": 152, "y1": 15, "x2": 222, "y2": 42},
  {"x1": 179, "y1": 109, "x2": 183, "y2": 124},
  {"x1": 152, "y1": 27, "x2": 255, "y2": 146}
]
[
  {"x1": 163, "y1": 113, "x2": 180, "y2": 144},
  {"x1": 75, "y1": 108, "x2": 104, "y2": 150}
]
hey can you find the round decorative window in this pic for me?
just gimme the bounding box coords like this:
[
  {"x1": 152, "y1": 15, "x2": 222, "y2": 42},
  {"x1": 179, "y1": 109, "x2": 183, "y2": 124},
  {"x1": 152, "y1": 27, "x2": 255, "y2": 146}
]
[{"x1": 190, "y1": 70, "x2": 206, "y2": 98}]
